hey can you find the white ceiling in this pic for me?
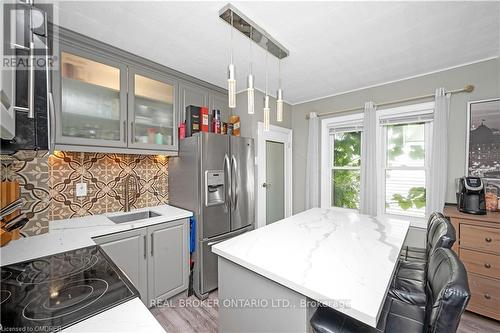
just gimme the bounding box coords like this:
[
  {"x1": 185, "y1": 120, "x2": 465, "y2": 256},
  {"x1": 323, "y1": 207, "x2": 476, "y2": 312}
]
[{"x1": 53, "y1": 1, "x2": 500, "y2": 104}]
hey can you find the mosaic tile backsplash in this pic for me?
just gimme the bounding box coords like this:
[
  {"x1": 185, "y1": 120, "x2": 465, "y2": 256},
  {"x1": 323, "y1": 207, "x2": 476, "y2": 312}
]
[
  {"x1": 1, "y1": 151, "x2": 51, "y2": 236},
  {"x1": 1, "y1": 151, "x2": 169, "y2": 237}
]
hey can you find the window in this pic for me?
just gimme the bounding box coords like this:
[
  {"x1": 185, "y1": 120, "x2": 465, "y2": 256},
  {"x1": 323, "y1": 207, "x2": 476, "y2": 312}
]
[
  {"x1": 320, "y1": 114, "x2": 363, "y2": 209},
  {"x1": 331, "y1": 130, "x2": 361, "y2": 208},
  {"x1": 377, "y1": 102, "x2": 434, "y2": 223},
  {"x1": 320, "y1": 102, "x2": 434, "y2": 226}
]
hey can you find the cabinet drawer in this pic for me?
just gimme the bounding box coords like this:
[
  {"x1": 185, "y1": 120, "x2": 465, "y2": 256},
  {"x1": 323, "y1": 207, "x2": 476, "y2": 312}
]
[
  {"x1": 461, "y1": 248, "x2": 500, "y2": 278},
  {"x1": 461, "y1": 224, "x2": 500, "y2": 254},
  {"x1": 467, "y1": 274, "x2": 500, "y2": 320}
]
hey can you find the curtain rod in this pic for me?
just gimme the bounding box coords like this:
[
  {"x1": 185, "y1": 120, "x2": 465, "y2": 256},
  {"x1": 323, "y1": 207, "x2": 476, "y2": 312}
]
[{"x1": 305, "y1": 84, "x2": 474, "y2": 119}]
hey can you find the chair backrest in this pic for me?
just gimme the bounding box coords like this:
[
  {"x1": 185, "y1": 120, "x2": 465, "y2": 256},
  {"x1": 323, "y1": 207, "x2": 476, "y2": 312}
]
[
  {"x1": 425, "y1": 248, "x2": 470, "y2": 333},
  {"x1": 428, "y1": 212, "x2": 444, "y2": 224},
  {"x1": 426, "y1": 216, "x2": 456, "y2": 257}
]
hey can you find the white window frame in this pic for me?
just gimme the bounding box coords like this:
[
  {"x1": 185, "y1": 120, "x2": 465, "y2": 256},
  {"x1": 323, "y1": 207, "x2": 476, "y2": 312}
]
[
  {"x1": 320, "y1": 113, "x2": 363, "y2": 209},
  {"x1": 375, "y1": 102, "x2": 435, "y2": 228}
]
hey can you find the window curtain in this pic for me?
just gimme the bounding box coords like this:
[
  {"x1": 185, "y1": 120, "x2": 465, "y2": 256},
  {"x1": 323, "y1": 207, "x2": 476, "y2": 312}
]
[
  {"x1": 305, "y1": 112, "x2": 320, "y2": 209},
  {"x1": 426, "y1": 88, "x2": 450, "y2": 216},
  {"x1": 359, "y1": 102, "x2": 377, "y2": 216}
]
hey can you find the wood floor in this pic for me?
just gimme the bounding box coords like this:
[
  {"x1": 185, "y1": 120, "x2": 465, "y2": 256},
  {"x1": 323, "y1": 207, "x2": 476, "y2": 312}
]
[
  {"x1": 151, "y1": 291, "x2": 500, "y2": 333},
  {"x1": 150, "y1": 291, "x2": 219, "y2": 333}
]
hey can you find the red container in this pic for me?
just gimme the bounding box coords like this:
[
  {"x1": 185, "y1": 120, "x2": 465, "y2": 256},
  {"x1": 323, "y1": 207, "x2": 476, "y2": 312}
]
[
  {"x1": 200, "y1": 107, "x2": 209, "y2": 132},
  {"x1": 179, "y1": 123, "x2": 186, "y2": 139}
]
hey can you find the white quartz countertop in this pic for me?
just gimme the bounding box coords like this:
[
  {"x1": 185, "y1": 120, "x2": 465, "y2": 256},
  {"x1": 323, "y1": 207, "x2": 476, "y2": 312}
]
[
  {"x1": 1, "y1": 204, "x2": 192, "y2": 266},
  {"x1": 212, "y1": 207, "x2": 410, "y2": 327},
  {"x1": 0, "y1": 204, "x2": 191, "y2": 333},
  {"x1": 62, "y1": 298, "x2": 165, "y2": 333}
]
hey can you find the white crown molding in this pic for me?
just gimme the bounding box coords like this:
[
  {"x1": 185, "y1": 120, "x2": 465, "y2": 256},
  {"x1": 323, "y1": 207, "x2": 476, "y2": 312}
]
[{"x1": 292, "y1": 56, "x2": 499, "y2": 106}]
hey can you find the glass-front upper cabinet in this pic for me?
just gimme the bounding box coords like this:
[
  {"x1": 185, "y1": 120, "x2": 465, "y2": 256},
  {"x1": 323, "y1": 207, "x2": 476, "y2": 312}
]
[
  {"x1": 57, "y1": 49, "x2": 127, "y2": 147},
  {"x1": 128, "y1": 68, "x2": 177, "y2": 150}
]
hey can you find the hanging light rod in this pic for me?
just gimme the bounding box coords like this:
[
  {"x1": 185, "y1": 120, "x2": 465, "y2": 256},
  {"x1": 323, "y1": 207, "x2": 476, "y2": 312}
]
[{"x1": 219, "y1": 3, "x2": 290, "y2": 59}]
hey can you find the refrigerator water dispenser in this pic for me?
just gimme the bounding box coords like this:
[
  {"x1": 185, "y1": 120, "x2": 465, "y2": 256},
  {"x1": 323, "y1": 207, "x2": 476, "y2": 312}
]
[{"x1": 205, "y1": 171, "x2": 225, "y2": 207}]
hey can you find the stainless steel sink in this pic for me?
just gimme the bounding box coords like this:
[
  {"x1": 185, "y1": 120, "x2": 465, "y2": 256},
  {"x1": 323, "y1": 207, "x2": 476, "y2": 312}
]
[{"x1": 108, "y1": 211, "x2": 161, "y2": 224}]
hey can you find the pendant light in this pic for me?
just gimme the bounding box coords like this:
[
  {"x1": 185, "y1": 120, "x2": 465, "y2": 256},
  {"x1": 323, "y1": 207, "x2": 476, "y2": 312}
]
[
  {"x1": 247, "y1": 27, "x2": 255, "y2": 115},
  {"x1": 276, "y1": 55, "x2": 283, "y2": 122},
  {"x1": 227, "y1": 11, "x2": 236, "y2": 109},
  {"x1": 263, "y1": 51, "x2": 270, "y2": 131}
]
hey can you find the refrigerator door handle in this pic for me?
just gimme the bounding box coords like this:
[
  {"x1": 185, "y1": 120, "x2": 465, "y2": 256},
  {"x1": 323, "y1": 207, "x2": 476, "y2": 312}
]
[
  {"x1": 231, "y1": 155, "x2": 238, "y2": 210},
  {"x1": 224, "y1": 154, "x2": 231, "y2": 212}
]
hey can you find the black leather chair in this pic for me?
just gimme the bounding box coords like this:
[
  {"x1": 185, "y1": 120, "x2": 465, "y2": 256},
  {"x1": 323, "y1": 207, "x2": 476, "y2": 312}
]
[
  {"x1": 399, "y1": 212, "x2": 445, "y2": 263},
  {"x1": 389, "y1": 216, "x2": 456, "y2": 307},
  {"x1": 309, "y1": 248, "x2": 470, "y2": 333}
]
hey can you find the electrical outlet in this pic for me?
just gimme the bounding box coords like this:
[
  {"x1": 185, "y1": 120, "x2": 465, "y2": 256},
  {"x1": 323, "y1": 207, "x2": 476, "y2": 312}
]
[{"x1": 76, "y1": 183, "x2": 87, "y2": 197}]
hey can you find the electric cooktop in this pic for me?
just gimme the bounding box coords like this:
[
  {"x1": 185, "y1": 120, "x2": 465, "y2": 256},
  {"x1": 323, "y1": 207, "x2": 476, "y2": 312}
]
[{"x1": 0, "y1": 246, "x2": 138, "y2": 332}]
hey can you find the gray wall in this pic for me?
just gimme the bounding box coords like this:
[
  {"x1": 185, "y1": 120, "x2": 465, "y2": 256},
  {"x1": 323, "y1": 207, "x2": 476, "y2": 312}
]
[
  {"x1": 233, "y1": 89, "x2": 293, "y2": 228},
  {"x1": 233, "y1": 89, "x2": 293, "y2": 139},
  {"x1": 291, "y1": 58, "x2": 499, "y2": 246}
]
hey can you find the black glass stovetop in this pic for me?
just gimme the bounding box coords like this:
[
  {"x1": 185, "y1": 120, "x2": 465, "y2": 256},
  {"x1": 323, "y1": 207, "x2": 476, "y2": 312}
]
[{"x1": 0, "y1": 246, "x2": 138, "y2": 332}]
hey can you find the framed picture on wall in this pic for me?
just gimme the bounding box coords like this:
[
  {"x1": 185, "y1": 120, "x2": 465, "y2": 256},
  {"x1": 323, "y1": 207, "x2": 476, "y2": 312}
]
[{"x1": 466, "y1": 98, "x2": 500, "y2": 180}]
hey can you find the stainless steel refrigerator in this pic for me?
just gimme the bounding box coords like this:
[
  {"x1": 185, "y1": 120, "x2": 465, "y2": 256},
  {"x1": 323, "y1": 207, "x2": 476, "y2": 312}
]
[{"x1": 169, "y1": 132, "x2": 254, "y2": 299}]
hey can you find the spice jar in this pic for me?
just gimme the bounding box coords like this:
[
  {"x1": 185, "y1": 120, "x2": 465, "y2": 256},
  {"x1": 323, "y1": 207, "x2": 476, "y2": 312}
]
[{"x1": 485, "y1": 184, "x2": 498, "y2": 212}]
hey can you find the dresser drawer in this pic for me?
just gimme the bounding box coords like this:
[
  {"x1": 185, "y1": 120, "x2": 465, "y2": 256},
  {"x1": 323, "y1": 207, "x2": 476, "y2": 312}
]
[
  {"x1": 467, "y1": 274, "x2": 500, "y2": 320},
  {"x1": 461, "y1": 248, "x2": 500, "y2": 278},
  {"x1": 461, "y1": 224, "x2": 500, "y2": 254}
]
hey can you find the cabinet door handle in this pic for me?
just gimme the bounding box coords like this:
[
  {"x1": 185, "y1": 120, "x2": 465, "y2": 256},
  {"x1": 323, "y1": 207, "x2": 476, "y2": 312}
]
[
  {"x1": 27, "y1": 39, "x2": 35, "y2": 119},
  {"x1": 123, "y1": 120, "x2": 127, "y2": 143},
  {"x1": 484, "y1": 263, "x2": 491, "y2": 269},
  {"x1": 150, "y1": 233, "x2": 154, "y2": 256},
  {"x1": 485, "y1": 237, "x2": 492, "y2": 243},
  {"x1": 48, "y1": 92, "x2": 56, "y2": 153},
  {"x1": 484, "y1": 294, "x2": 491, "y2": 300},
  {"x1": 143, "y1": 235, "x2": 147, "y2": 259}
]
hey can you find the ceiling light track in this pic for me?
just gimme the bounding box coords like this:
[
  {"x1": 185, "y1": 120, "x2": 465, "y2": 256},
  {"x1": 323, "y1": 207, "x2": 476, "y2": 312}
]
[{"x1": 219, "y1": 3, "x2": 290, "y2": 60}]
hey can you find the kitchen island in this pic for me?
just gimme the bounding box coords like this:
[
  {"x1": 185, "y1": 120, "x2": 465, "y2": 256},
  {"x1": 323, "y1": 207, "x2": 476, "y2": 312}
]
[{"x1": 212, "y1": 208, "x2": 410, "y2": 332}]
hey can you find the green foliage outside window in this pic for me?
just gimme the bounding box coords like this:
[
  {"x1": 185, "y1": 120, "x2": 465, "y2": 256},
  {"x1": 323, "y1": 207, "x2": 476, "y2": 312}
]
[
  {"x1": 332, "y1": 124, "x2": 426, "y2": 212},
  {"x1": 386, "y1": 124, "x2": 426, "y2": 212},
  {"x1": 332, "y1": 131, "x2": 361, "y2": 208},
  {"x1": 332, "y1": 169, "x2": 360, "y2": 209}
]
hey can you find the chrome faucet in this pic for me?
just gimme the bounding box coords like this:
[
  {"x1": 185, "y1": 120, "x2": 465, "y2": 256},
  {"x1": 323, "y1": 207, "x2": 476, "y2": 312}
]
[{"x1": 123, "y1": 174, "x2": 139, "y2": 212}]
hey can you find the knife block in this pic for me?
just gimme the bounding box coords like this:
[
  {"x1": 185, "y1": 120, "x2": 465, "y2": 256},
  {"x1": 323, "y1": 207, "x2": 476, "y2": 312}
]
[{"x1": 1, "y1": 181, "x2": 22, "y2": 247}]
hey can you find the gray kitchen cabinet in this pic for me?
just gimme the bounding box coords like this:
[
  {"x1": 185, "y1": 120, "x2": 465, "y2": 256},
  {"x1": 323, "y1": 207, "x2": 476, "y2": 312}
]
[
  {"x1": 94, "y1": 218, "x2": 189, "y2": 307},
  {"x1": 93, "y1": 228, "x2": 148, "y2": 304},
  {"x1": 209, "y1": 90, "x2": 230, "y2": 122},
  {"x1": 52, "y1": 27, "x2": 227, "y2": 154},
  {"x1": 55, "y1": 47, "x2": 128, "y2": 148},
  {"x1": 179, "y1": 82, "x2": 209, "y2": 122},
  {"x1": 147, "y1": 219, "x2": 189, "y2": 304},
  {"x1": 128, "y1": 67, "x2": 179, "y2": 151}
]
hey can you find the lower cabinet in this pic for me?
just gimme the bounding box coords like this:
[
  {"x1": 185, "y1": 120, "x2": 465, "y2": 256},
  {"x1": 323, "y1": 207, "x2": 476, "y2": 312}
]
[
  {"x1": 94, "y1": 218, "x2": 189, "y2": 307},
  {"x1": 94, "y1": 228, "x2": 148, "y2": 304},
  {"x1": 147, "y1": 220, "x2": 189, "y2": 305}
]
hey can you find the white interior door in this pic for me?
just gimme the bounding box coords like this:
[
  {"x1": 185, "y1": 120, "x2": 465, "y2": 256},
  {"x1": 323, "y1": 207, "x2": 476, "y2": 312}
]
[{"x1": 257, "y1": 122, "x2": 292, "y2": 228}]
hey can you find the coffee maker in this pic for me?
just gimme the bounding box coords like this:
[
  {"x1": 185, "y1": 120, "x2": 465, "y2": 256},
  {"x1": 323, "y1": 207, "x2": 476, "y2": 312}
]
[{"x1": 456, "y1": 177, "x2": 486, "y2": 215}]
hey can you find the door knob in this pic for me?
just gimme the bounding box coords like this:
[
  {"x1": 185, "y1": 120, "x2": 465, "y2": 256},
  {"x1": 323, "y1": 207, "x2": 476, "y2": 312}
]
[{"x1": 262, "y1": 182, "x2": 271, "y2": 188}]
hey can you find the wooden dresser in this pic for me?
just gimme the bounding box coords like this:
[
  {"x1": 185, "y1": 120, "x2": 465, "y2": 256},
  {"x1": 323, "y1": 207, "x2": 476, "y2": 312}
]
[{"x1": 444, "y1": 206, "x2": 500, "y2": 321}]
